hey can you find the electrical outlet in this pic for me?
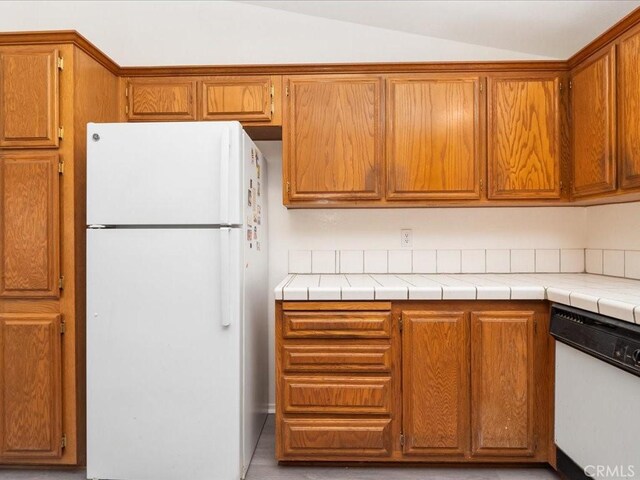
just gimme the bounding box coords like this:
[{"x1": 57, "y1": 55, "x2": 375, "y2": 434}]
[{"x1": 401, "y1": 229, "x2": 412, "y2": 248}]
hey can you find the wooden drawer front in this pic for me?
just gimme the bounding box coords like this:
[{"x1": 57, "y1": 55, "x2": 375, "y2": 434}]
[
  {"x1": 283, "y1": 344, "x2": 391, "y2": 373},
  {"x1": 127, "y1": 79, "x2": 196, "y2": 121},
  {"x1": 283, "y1": 376, "x2": 392, "y2": 414},
  {"x1": 283, "y1": 311, "x2": 391, "y2": 338},
  {"x1": 201, "y1": 76, "x2": 272, "y2": 122},
  {"x1": 282, "y1": 418, "x2": 392, "y2": 457}
]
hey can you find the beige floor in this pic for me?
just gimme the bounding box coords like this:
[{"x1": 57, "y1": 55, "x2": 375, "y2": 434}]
[{"x1": 0, "y1": 416, "x2": 560, "y2": 480}]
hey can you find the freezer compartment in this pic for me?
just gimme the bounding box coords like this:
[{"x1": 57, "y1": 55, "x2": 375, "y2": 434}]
[
  {"x1": 87, "y1": 228, "x2": 242, "y2": 480},
  {"x1": 87, "y1": 121, "x2": 243, "y2": 226}
]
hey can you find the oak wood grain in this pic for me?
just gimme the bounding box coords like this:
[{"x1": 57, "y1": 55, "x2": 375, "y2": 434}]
[
  {"x1": 0, "y1": 314, "x2": 62, "y2": 459},
  {"x1": 284, "y1": 75, "x2": 383, "y2": 202},
  {"x1": 283, "y1": 311, "x2": 391, "y2": 339},
  {"x1": 470, "y1": 311, "x2": 535, "y2": 457},
  {"x1": 570, "y1": 47, "x2": 616, "y2": 197},
  {"x1": 127, "y1": 78, "x2": 196, "y2": 120},
  {"x1": 283, "y1": 344, "x2": 392, "y2": 373},
  {"x1": 0, "y1": 46, "x2": 59, "y2": 148},
  {"x1": 201, "y1": 75, "x2": 272, "y2": 122},
  {"x1": 487, "y1": 75, "x2": 562, "y2": 199},
  {"x1": 0, "y1": 153, "x2": 60, "y2": 298},
  {"x1": 283, "y1": 302, "x2": 391, "y2": 311},
  {"x1": 386, "y1": 76, "x2": 482, "y2": 199},
  {"x1": 618, "y1": 24, "x2": 640, "y2": 190},
  {"x1": 281, "y1": 418, "x2": 392, "y2": 458},
  {"x1": 402, "y1": 311, "x2": 469, "y2": 456},
  {"x1": 275, "y1": 300, "x2": 551, "y2": 463},
  {"x1": 283, "y1": 375, "x2": 392, "y2": 415}
]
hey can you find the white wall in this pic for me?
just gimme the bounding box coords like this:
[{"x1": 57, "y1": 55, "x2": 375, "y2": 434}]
[
  {"x1": 0, "y1": 1, "x2": 551, "y2": 65},
  {"x1": 585, "y1": 202, "x2": 640, "y2": 250}
]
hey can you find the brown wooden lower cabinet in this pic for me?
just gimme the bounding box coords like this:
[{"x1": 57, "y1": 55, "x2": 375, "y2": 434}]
[{"x1": 275, "y1": 301, "x2": 553, "y2": 464}]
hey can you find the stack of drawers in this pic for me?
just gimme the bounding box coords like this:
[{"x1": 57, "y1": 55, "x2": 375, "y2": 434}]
[{"x1": 275, "y1": 302, "x2": 398, "y2": 461}]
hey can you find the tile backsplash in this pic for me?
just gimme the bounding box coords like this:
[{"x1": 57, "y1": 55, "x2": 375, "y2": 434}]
[
  {"x1": 288, "y1": 248, "x2": 587, "y2": 274},
  {"x1": 586, "y1": 249, "x2": 640, "y2": 280}
]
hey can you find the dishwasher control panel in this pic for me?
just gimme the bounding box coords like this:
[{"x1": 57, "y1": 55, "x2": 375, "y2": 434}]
[{"x1": 551, "y1": 304, "x2": 640, "y2": 377}]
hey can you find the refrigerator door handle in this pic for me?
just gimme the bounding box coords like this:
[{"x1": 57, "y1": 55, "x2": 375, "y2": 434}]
[
  {"x1": 219, "y1": 127, "x2": 230, "y2": 225},
  {"x1": 220, "y1": 227, "x2": 231, "y2": 327}
]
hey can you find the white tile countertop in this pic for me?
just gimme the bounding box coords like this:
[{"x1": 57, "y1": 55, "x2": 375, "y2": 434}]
[{"x1": 274, "y1": 273, "x2": 640, "y2": 324}]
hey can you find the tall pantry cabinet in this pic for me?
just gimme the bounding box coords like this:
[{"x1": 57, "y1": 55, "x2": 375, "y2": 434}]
[{"x1": 0, "y1": 37, "x2": 119, "y2": 465}]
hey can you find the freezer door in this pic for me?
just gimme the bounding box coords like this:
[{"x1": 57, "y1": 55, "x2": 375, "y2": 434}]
[
  {"x1": 87, "y1": 228, "x2": 242, "y2": 480},
  {"x1": 87, "y1": 122, "x2": 242, "y2": 226}
]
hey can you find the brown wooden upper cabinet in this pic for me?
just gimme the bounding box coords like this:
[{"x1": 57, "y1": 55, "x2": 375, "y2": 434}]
[
  {"x1": 570, "y1": 47, "x2": 617, "y2": 198},
  {"x1": 618, "y1": 24, "x2": 640, "y2": 191},
  {"x1": 487, "y1": 74, "x2": 562, "y2": 199},
  {"x1": 283, "y1": 75, "x2": 383, "y2": 204},
  {"x1": 386, "y1": 76, "x2": 483, "y2": 200},
  {"x1": 200, "y1": 75, "x2": 280, "y2": 124},
  {"x1": 0, "y1": 152, "x2": 60, "y2": 298},
  {"x1": 0, "y1": 314, "x2": 63, "y2": 460},
  {"x1": 0, "y1": 46, "x2": 60, "y2": 148},
  {"x1": 471, "y1": 311, "x2": 535, "y2": 457},
  {"x1": 126, "y1": 78, "x2": 197, "y2": 121}
]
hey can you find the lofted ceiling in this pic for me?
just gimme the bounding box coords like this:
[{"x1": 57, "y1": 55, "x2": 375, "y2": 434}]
[{"x1": 239, "y1": 0, "x2": 640, "y2": 59}]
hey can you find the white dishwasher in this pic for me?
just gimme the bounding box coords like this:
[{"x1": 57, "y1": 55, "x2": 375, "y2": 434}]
[{"x1": 551, "y1": 305, "x2": 640, "y2": 480}]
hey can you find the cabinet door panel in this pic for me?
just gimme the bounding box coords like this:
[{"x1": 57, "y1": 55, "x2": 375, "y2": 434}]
[
  {"x1": 488, "y1": 76, "x2": 561, "y2": 199},
  {"x1": 571, "y1": 48, "x2": 616, "y2": 197},
  {"x1": 387, "y1": 76, "x2": 482, "y2": 199},
  {"x1": 471, "y1": 311, "x2": 535, "y2": 456},
  {"x1": 201, "y1": 76, "x2": 273, "y2": 122},
  {"x1": 0, "y1": 314, "x2": 62, "y2": 459},
  {"x1": 284, "y1": 76, "x2": 383, "y2": 202},
  {"x1": 402, "y1": 311, "x2": 469, "y2": 456},
  {"x1": 619, "y1": 25, "x2": 640, "y2": 190},
  {"x1": 0, "y1": 47, "x2": 59, "y2": 148},
  {"x1": 0, "y1": 153, "x2": 60, "y2": 298},
  {"x1": 127, "y1": 79, "x2": 196, "y2": 120}
]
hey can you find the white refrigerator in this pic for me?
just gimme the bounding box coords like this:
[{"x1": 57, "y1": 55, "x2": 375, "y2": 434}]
[{"x1": 86, "y1": 121, "x2": 268, "y2": 480}]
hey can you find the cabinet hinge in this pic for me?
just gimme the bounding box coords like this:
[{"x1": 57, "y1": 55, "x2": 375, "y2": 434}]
[
  {"x1": 58, "y1": 126, "x2": 64, "y2": 140},
  {"x1": 58, "y1": 276, "x2": 64, "y2": 290},
  {"x1": 480, "y1": 178, "x2": 484, "y2": 192},
  {"x1": 60, "y1": 321, "x2": 66, "y2": 335},
  {"x1": 479, "y1": 82, "x2": 483, "y2": 93},
  {"x1": 400, "y1": 434, "x2": 405, "y2": 447},
  {"x1": 286, "y1": 181, "x2": 290, "y2": 195},
  {"x1": 569, "y1": 80, "x2": 573, "y2": 90},
  {"x1": 285, "y1": 85, "x2": 289, "y2": 97},
  {"x1": 58, "y1": 160, "x2": 64, "y2": 174},
  {"x1": 57, "y1": 56, "x2": 64, "y2": 71},
  {"x1": 125, "y1": 86, "x2": 129, "y2": 97},
  {"x1": 125, "y1": 104, "x2": 129, "y2": 115},
  {"x1": 61, "y1": 434, "x2": 67, "y2": 449},
  {"x1": 559, "y1": 82, "x2": 563, "y2": 92},
  {"x1": 534, "y1": 319, "x2": 538, "y2": 334},
  {"x1": 399, "y1": 315, "x2": 403, "y2": 332}
]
